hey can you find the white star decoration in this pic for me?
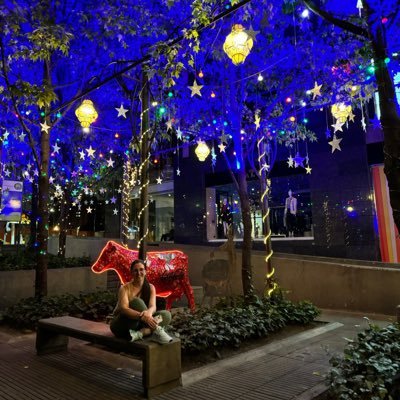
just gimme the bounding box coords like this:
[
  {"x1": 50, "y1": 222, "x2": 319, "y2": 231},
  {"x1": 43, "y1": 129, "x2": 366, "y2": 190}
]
[
  {"x1": 254, "y1": 114, "x2": 261, "y2": 130},
  {"x1": 287, "y1": 155, "x2": 294, "y2": 168},
  {"x1": 106, "y1": 158, "x2": 114, "y2": 167},
  {"x1": 115, "y1": 104, "x2": 128, "y2": 118},
  {"x1": 19, "y1": 132, "x2": 26, "y2": 142},
  {"x1": 309, "y1": 81, "x2": 322, "y2": 100},
  {"x1": 361, "y1": 117, "x2": 366, "y2": 131},
  {"x1": 86, "y1": 146, "x2": 96, "y2": 158},
  {"x1": 40, "y1": 122, "x2": 50, "y2": 133},
  {"x1": 176, "y1": 168, "x2": 181, "y2": 176},
  {"x1": 305, "y1": 165, "x2": 312, "y2": 174},
  {"x1": 113, "y1": 208, "x2": 119, "y2": 215},
  {"x1": 188, "y1": 80, "x2": 203, "y2": 97},
  {"x1": 328, "y1": 136, "x2": 343, "y2": 153},
  {"x1": 156, "y1": 177, "x2": 163, "y2": 184},
  {"x1": 79, "y1": 150, "x2": 86, "y2": 160},
  {"x1": 86, "y1": 207, "x2": 93, "y2": 213},
  {"x1": 176, "y1": 127, "x2": 183, "y2": 140},
  {"x1": 166, "y1": 119, "x2": 173, "y2": 131},
  {"x1": 52, "y1": 143, "x2": 61, "y2": 154},
  {"x1": 218, "y1": 143, "x2": 226, "y2": 153},
  {"x1": 331, "y1": 120, "x2": 344, "y2": 133}
]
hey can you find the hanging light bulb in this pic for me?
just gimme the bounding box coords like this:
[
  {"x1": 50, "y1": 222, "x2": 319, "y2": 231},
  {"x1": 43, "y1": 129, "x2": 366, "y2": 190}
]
[
  {"x1": 331, "y1": 103, "x2": 352, "y2": 123},
  {"x1": 195, "y1": 140, "x2": 210, "y2": 161},
  {"x1": 223, "y1": 24, "x2": 253, "y2": 66},
  {"x1": 75, "y1": 99, "x2": 98, "y2": 128}
]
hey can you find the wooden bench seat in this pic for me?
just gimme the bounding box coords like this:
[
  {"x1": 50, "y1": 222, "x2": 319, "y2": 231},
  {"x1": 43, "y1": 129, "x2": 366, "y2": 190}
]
[{"x1": 36, "y1": 316, "x2": 181, "y2": 398}]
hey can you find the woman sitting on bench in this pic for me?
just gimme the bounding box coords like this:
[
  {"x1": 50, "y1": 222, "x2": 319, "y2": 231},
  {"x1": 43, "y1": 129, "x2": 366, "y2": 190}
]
[{"x1": 110, "y1": 259, "x2": 173, "y2": 344}]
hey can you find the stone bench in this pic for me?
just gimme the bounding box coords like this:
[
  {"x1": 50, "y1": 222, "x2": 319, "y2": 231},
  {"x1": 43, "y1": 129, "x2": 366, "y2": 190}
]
[{"x1": 36, "y1": 316, "x2": 181, "y2": 398}]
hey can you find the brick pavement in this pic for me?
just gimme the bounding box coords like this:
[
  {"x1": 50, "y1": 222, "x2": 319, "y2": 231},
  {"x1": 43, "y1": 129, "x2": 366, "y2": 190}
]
[{"x1": 0, "y1": 311, "x2": 393, "y2": 400}]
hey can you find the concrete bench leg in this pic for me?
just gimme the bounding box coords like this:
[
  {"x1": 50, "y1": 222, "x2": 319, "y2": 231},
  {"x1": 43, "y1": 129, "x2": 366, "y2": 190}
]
[
  {"x1": 36, "y1": 328, "x2": 69, "y2": 355},
  {"x1": 143, "y1": 340, "x2": 182, "y2": 398}
]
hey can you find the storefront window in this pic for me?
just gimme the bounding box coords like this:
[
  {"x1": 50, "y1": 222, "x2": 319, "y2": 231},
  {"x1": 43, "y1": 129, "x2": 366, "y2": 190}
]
[{"x1": 206, "y1": 174, "x2": 313, "y2": 240}]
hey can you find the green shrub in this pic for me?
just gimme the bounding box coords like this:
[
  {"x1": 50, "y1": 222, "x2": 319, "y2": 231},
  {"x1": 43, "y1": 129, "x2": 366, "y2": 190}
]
[
  {"x1": 0, "y1": 251, "x2": 91, "y2": 271},
  {"x1": 2, "y1": 289, "x2": 319, "y2": 355},
  {"x1": 327, "y1": 323, "x2": 400, "y2": 400},
  {"x1": 169, "y1": 294, "x2": 320, "y2": 352},
  {"x1": 2, "y1": 290, "x2": 117, "y2": 329}
]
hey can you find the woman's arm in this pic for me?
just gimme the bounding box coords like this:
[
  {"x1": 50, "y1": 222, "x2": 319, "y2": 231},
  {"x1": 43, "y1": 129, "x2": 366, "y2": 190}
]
[
  {"x1": 140, "y1": 284, "x2": 158, "y2": 329},
  {"x1": 117, "y1": 285, "x2": 142, "y2": 320},
  {"x1": 143, "y1": 284, "x2": 157, "y2": 317}
]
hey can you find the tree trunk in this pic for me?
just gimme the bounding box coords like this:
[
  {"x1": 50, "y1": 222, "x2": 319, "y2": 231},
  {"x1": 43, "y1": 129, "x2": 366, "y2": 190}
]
[
  {"x1": 237, "y1": 167, "x2": 255, "y2": 299},
  {"x1": 121, "y1": 159, "x2": 132, "y2": 246},
  {"x1": 365, "y1": 2, "x2": 400, "y2": 232},
  {"x1": 258, "y1": 139, "x2": 275, "y2": 294},
  {"x1": 28, "y1": 180, "x2": 38, "y2": 250},
  {"x1": 58, "y1": 187, "x2": 71, "y2": 257},
  {"x1": 36, "y1": 121, "x2": 50, "y2": 297},
  {"x1": 228, "y1": 65, "x2": 255, "y2": 300},
  {"x1": 35, "y1": 62, "x2": 51, "y2": 298},
  {"x1": 138, "y1": 71, "x2": 150, "y2": 260}
]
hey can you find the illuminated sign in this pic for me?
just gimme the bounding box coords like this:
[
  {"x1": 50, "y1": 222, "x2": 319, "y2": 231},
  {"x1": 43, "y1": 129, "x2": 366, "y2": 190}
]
[{"x1": 0, "y1": 180, "x2": 23, "y2": 221}]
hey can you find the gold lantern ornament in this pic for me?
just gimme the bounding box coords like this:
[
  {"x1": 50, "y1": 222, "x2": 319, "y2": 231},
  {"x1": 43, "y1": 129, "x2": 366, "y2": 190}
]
[
  {"x1": 223, "y1": 24, "x2": 253, "y2": 66},
  {"x1": 331, "y1": 103, "x2": 352, "y2": 123},
  {"x1": 75, "y1": 99, "x2": 98, "y2": 128},
  {"x1": 195, "y1": 140, "x2": 210, "y2": 162}
]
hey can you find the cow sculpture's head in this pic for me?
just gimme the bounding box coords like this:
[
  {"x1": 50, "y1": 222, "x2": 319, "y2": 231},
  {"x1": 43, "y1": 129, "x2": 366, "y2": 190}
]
[{"x1": 91, "y1": 241, "x2": 138, "y2": 284}]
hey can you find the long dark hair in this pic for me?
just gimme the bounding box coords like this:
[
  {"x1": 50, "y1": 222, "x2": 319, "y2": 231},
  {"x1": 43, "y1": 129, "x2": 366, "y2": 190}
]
[{"x1": 131, "y1": 259, "x2": 151, "y2": 306}]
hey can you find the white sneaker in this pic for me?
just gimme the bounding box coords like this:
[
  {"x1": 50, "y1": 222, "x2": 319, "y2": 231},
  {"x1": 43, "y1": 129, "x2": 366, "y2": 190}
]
[
  {"x1": 129, "y1": 330, "x2": 143, "y2": 342},
  {"x1": 151, "y1": 326, "x2": 173, "y2": 344}
]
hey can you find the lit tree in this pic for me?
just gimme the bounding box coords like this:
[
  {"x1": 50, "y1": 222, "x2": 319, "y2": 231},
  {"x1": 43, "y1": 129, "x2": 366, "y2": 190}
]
[{"x1": 302, "y1": 0, "x2": 400, "y2": 231}]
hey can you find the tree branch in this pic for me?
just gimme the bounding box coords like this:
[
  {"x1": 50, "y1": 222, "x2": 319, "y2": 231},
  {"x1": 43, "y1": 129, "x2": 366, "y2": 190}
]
[
  {"x1": 0, "y1": 36, "x2": 41, "y2": 170},
  {"x1": 302, "y1": 0, "x2": 369, "y2": 39}
]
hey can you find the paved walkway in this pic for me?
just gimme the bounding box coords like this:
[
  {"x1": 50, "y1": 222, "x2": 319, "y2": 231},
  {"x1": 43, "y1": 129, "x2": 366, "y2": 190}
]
[{"x1": 0, "y1": 310, "x2": 394, "y2": 400}]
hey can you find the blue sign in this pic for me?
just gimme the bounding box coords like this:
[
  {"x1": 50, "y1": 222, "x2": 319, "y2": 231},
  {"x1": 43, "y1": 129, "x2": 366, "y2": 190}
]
[{"x1": 0, "y1": 180, "x2": 23, "y2": 222}]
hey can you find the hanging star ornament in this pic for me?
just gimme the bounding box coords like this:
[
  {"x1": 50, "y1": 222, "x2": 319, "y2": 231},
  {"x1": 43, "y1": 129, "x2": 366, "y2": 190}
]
[
  {"x1": 361, "y1": 117, "x2": 367, "y2": 131},
  {"x1": 309, "y1": 81, "x2": 322, "y2": 100},
  {"x1": 166, "y1": 119, "x2": 173, "y2": 131},
  {"x1": 254, "y1": 113, "x2": 261, "y2": 130},
  {"x1": 356, "y1": 0, "x2": 363, "y2": 17},
  {"x1": 219, "y1": 132, "x2": 229, "y2": 144},
  {"x1": 293, "y1": 152, "x2": 304, "y2": 168},
  {"x1": 86, "y1": 145, "x2": 96, "y2": 158},
  {"x1": 86, "y1": 207, "x2": 93, "y2": 213},
  {"x1": 328, "y1": 135, "x2": 343, "y2": 153},
  {"x1": 176, "y1": 127, "x2": 183, "y2": 140},
  {"x1": 106, "y1": 157, "x2": 115, "y2": 167},
  {"x1": 52, "y1": 143, "x2": 61, "y2": 154},
  {"x1": 115, "y1": 104, "x2": 128, "y2": 118},
  {"x1": 113, "y1": 208, "x2": 119, "y2": 215},
  {"x1": 218, "y1": 142, "x2": 226, "y2": 153},
  {"x1": 176, "y1": 168, "x2": 181, "y2": 176},
  {"x1": 287, "y1": 155, "x2": 294, "y2": 168},
  {"x1": 331, "y1": 120, "x2": 345, "y2": 133},
  {"x1": 188, "y1": 80, "x2": 203, "y2": 97},
  {"x1": 156, "y1": 176, "x2": 163, "y2": 184},
  {"x1": 305, "y1": 165, "x2": 312, "y2": 174}
]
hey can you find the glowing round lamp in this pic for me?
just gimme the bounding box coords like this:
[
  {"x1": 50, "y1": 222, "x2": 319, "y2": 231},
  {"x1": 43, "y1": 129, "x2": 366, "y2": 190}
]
[
  {"x1": 223, "y1": 24, "x2": 253, "y2": 66},
  {"x1": 195, "y1": 141, "x2": 210, "y2": 161},
  {"x1": 75, "y1": 99, "x2": 98, "y2": 128},
  {"x1": 331, "y1": 103, "x2": 352, "y2": 123}
]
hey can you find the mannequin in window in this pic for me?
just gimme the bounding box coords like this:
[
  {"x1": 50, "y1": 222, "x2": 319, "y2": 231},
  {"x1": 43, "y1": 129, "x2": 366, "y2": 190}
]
[
  {"x1": 220, "y1": 198, "x2": 233, "y2": 237},
  {"x1": 284, "y1": 190, "x2": 297, "y2": 237}
]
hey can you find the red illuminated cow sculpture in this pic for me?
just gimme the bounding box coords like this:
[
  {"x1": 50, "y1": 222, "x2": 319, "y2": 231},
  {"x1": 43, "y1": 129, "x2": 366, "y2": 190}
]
[{"x1": 91, "y1": 241, "x2": 195, "y2": 312}]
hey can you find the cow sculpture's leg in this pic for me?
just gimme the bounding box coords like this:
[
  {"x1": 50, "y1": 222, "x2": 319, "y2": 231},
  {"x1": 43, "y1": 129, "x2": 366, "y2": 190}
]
[{"x1": 181, "y1": 280, "x2": 196, "y2": 312}]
